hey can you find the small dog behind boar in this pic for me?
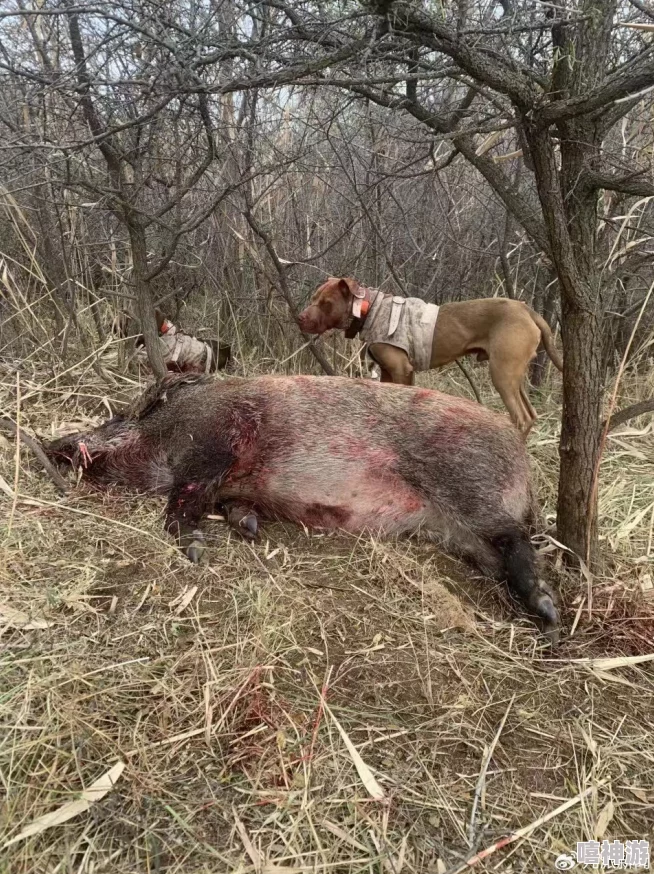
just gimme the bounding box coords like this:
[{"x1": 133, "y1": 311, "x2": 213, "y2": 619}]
[{"x1": 45, "y1": 373, "x2": 560, "y2": 642}]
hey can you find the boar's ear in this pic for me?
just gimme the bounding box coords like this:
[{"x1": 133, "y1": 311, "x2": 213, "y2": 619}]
[{"x1": 338, "y1": 278, "x2": 363, "y2": 299}]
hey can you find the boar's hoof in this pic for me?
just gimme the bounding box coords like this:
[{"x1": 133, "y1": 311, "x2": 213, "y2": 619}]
[
  {"x1": 224, "y1": 504, "x2": 259, "y2": 541},
  {"x1": 530, "y1": 581, "x2": 560, "y2": 646},
  {"x1": 185, "y1": 530, "x2": 207, "y2": 564},
  {"x1": 240, "y1": 513, "x2": 258, "y2": 540}
]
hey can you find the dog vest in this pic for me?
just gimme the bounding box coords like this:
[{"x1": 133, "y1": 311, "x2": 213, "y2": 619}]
[
  {"x1": 138, "y1": 321, "x2": 213, "y2": 373},
  {"x1": 357, "y1": 290, "x2": 439, "y2": 373}
]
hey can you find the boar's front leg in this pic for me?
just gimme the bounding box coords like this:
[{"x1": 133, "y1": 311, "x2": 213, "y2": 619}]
[
  {"x1": 165, "y1": 443, "x2": 236, "y2": 562},
  {"x1": 165, "y1": 482, "x2": 212, "y2": 563}
]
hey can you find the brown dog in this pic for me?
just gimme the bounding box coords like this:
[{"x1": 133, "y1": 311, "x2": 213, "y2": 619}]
[{"x1": 297, "y1": 277, "x2": 563, "y2": 435}]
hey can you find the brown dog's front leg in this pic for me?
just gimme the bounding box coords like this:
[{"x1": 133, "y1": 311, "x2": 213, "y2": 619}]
[{"x1": 368, "y1": 343, "x2": 414, "y2": 385}]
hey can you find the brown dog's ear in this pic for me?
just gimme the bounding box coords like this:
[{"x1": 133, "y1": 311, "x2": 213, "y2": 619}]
[{"x1": 338, "y1": 278, "x2": 362, "y2": 299}]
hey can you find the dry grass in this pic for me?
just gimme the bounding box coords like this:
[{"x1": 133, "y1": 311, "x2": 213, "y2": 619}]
[{"x1": 1, "y1": 350, "x2": 654, "y2": 874}]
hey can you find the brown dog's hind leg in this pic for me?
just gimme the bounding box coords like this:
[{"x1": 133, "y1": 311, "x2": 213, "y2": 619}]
[
  {"x1": 520, "y1": 384, "x2": 538, "y2": 424},
  {"x1": 487, "y1": 329, "x2": 540, "y2": 434},
  {"x1": 488, "y1": 359, "x2": 532, "y2": 435}
]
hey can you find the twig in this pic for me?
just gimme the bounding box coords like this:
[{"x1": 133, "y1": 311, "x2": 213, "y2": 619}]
[
  {"x1": 445, "y1": 781, "x2": 604, "y2": 874},
  {"x1": 586, "y1": 276, "x2": 654, "y2": 564},
  {"x1": 241, "y1": 89, "x2": 335, "y2": 377},
  {"x1": 244, "y1": 206, "x2": 336, "y2": 376},
  {"x1": 8, "y1": 374, "x2": 21, "y2": 536},
  {"x1": 467, "y1": 693, "x2": 515, "y2": 847},
  {"x1": 0, "y1": 417, "x2": 70, "y2": 494},
  {"x1": 308, "y1": 665, "x2": 333, "y2": 766}
]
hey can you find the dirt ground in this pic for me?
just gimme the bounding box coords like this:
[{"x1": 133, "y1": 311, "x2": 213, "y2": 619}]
[{"x1": 1, "y1": 362, "x2": 654, "y2": 873}]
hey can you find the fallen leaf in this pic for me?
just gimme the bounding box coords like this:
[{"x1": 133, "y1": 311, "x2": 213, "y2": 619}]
[
  {"x1": 3, "y1": 761, "x2": 125, "y2": 848},
  {"x1": 262, "y1": 866, "x2": 303, "y2": 874},
  {"x1": 583, "y1": 653, "x2": 654, "y2": 671},
  {"x1": 322, "y1": 819, "x2": 369, "y2": 852},
  {"x1": 168, "y1": 585, "x2": 198, "y2": 614},
  {"x1": 590, "y1": 669, "x2": 640, "y2": 689},
  {"x1": 233, "y1": 809, "x2": 260, "y2": 869},
  {"x1": 0, "y1": 475, "x2": 15, "y2": 498},
  {"x1": 0, "y1": 603, "x2": 53, "y2": 631},
  {"x1": 323, "y1": 701, "x2": 385, "y2": 800},
  {"x1": 594, "y1": 800, "x2": 615, "y2": 839}
]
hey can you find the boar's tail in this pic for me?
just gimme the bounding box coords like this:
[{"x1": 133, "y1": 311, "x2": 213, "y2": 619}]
[{"x1": 128, "y1": 372, "x2": 214, "y2": 420}]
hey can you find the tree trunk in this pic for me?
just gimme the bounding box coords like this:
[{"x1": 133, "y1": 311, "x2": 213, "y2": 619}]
[
  {"x1": 555, "y1": 137, "x2": 606, "y2": 565},
  {"x1": 517, "y1": 0, "x2": 617, "y2": 565},
  {"x1": 521, "y1": 122, "x2": 606, "y2": 564},
  {"x1": 127, "y1": 220, "x2": 167, "y2": 379},
  {"x1": 556, "y1": 303, "x2": 604, "y2": 563}
]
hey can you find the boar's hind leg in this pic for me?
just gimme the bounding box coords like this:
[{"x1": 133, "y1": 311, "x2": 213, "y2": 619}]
[
  {"x1": 165, "y1": 482, "x2": 212, "y2": 563},
  {"x1": 493, "y1": 531, "x2": 560, "y2": 644}
]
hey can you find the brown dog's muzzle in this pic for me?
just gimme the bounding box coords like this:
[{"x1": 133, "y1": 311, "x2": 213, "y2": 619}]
[{"x1": 297, "y1": 307, "x2": 326, "y2": 335}]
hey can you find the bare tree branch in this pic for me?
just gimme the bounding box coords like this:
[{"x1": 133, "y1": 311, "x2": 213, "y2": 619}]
[
  {"x1": 604, "y1": 398, "x2": 654, "y2": 432},
  {"x1": 586, "y1": 169, "x2": 654, "y2": 197},
  {"x1": 0, "y1": 418, "x2": 70, "y2": 494}
]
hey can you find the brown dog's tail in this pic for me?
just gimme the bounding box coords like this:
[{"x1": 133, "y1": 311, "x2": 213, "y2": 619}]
[{"x1": 529, "y1": 311, "x2": 563, "y2": 371}]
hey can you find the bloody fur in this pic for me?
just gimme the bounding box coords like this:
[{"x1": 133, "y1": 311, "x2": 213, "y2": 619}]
[{"x1": 45, "y1": 373, "x2": 559, "y2": 640}]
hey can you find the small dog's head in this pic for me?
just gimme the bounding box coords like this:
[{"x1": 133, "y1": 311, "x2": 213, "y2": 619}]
[{"x1": 297, "y1": 277, "x2": 360, "y2": 335}]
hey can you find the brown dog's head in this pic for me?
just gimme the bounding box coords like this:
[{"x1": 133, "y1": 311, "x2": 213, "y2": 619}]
[{"x1": 297, "y1": 277, "x2": 361, "y2": 335}]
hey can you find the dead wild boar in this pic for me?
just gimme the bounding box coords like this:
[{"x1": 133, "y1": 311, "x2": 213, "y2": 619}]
[{"x1": 45, "y1": 373, "x2": 559, "y2": 641}]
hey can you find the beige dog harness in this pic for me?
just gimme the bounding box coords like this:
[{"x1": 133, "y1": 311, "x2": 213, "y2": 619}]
[
  {"x1": 138, "y1": 321, "x2": 213, "y2": 372},
  {"x1": 356, "y1": 289, "x2": 439, "y2": 372}
]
